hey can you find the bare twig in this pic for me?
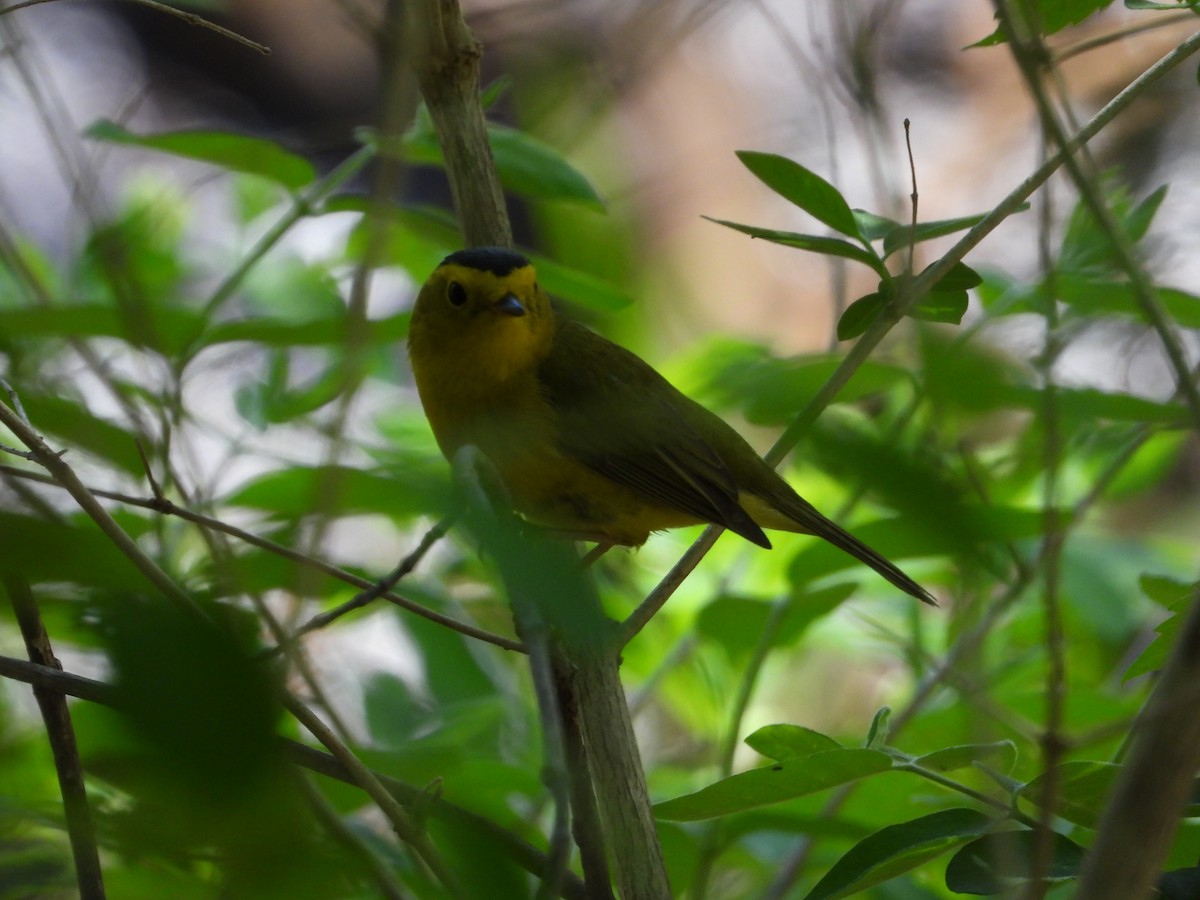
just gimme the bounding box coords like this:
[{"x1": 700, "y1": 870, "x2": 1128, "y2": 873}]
[
  {"x1": 0, "y1": 464, "x2": 523, "y2": 652},
  {"x1": 1052, "y1": 11, "x2": 1197, "y2": 65},
  {"x1": 274, "y1": 516, "x2": 453, "y2": 649},
  {"x1": 903, "y1": 117, "x2": 918, "y2": 276},
  {"x1": 283, "y1": 692, "x2": 468, "y2": 899},
  {"x1": 0, "y1": 400, "x2": 205, "y2": 618},
  {"x1": 632, "y1": 25, "x2": 1200, "y2": 649},
  {"x1": 195, "y1": 145, "x2": 374, "y2": 326},
  {"x1": 620, "y1": 525, "x2": 722, "y2": 644},
  {"x1": 2, "y1": 576, "x2": 105, "y2": 899},
  {"x1": 297, "y1": 774, "x2": 411, "y2": 900},
  {"x1": 0, "y1": 0, "x2": 271, "y2": 54}
]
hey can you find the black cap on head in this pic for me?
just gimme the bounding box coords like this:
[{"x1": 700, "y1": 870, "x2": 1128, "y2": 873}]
[{"x1": 441, "y1": 247, "x2": 531, "y2": 277}]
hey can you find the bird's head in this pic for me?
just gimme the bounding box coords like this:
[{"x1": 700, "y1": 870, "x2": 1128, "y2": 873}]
[{"x1": 409, "y1": 247, "x2": 554, "y2": 384}]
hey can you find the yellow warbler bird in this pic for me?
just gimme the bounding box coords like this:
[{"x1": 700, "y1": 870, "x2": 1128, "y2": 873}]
[{"x1": 408, "y1": 247, "x2": 934, "y2": 605}]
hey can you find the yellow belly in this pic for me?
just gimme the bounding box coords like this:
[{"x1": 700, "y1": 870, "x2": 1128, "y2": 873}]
[{"x1": 497, "y1": 446, "x2": 703, "y2": 546}]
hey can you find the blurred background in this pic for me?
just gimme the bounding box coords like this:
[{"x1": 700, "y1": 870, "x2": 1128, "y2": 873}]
[{"x1": 2, "y1": 1, "x2": 1200, "y2": 896}]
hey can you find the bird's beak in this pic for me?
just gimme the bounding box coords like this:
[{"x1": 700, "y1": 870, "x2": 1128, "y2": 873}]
[{"x1": 491, "y1": 293, "x2": 526, "y2": 317}]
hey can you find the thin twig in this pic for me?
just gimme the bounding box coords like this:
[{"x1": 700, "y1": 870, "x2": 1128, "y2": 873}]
[
  {"x1": 272, "y1": 516, "x2": 454, "y2": 652},
  {"x1": 0, "y1": 0, "x2": 271, "y2": 54},
  {"x1": 194, "y1": 145, "x2": 375, "y2": 327},
  {"x1": 903, "y1": 117, "x2": 918, "y2": 276},
  {"x1": 632, "y1": 27, "x2": 1200, "y2": 647},
  {"x1": 2, "y1": 576, "x2": 105, "y2": 899},
  {"x1": 1052, "y1": 11, "x2": 1197, "y2": 65},
  {"x1": 0, "y1": 400, "x2": 205, "y2": 618},
  {"x1": 0, "y1": 654, "x2": 589, "y2": 900},
  {"x1": 0, "y1": 464, "x2": 523, "y2": 652},
  {"x1": 620, "y1": 526, "x2": 721, "y2": 644},
  {"x1": 282, "y1": 692, "x2": 468, "y2": 899},
  {"x1": 1000, "y1": 1, "x2": 1200, "y2": 431},
  {"x1": 297, "y1": 774, "x2": 411, "y2": 900}
]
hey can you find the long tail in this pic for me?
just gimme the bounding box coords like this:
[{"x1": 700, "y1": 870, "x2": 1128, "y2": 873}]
[{"x1": 748, "y1": 491, "x2": 937, "y2": 605}]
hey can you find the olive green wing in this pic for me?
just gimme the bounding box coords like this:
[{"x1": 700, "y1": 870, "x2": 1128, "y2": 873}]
[{"x1": 537, "y1": 319, "x2": 770, "y2": 547}]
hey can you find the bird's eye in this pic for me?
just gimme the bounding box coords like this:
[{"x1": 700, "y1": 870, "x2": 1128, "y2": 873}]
[{"x1": 447, "y1": 281, "x2": 468, "y2": 307}]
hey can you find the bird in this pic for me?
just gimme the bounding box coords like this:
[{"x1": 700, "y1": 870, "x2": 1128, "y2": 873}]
[{"x1": 407, "y1": 246, "x2": 935, "y2": 605}]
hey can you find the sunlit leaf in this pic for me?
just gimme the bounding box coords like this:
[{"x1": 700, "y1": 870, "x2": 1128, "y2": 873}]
[
  {"x1": 695, "y1": 584, "x2": 854, "y2": 659},
  {"x1": 745, "y1": 724, "x2": 842, "y2": 761}
]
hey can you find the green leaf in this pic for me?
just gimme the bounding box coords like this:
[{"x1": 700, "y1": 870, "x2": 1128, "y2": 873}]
[
  {"x1": 0, "y1": 512, "x2": 155, "y2": 591},
  {"x1": 910, "y1": 290, "x2": 969, "y2": 325},
  {"x1": 1019, "y1": 761, "x2": 1119, "y2": 828},
  {"x1": 527, "y1": 253, "x2": 633, "y2": 311},
  {"x1": 486, "y1": 124, "x2": 605, "y2": 210},
  {"x1": 653, "y1": 749, "x2": 891, "y2": 821},
  {"x1": 20, "y1": 393, "x2": 144, "y2": 475},
  {"x1": 84, "y1": 119, "x2": 316, "y2": 191},
  {"x1": 837, "y1": 291, "x2": 887, "y2": 340},
  {"x1": 787, "y1": 507, "x2": 1051, "y2": 590},
  {"x1": 1125, "y1": 575, "x2": 1197, "y2": 681},
  {"x1": 973, "y1": 0, "x2": 1114, "y2": 45},
  {"x1": 865, "y1": 707, "x2": 891, "y2": 750},
  {"x1": 234, "y1": 357, "x2": 347, "y2": 428},
  {"x1": 685, "y1": 342, "x2": 911, "y2": 426},
  {"x1": 1126, "y1": 0, "x2": 1200, "y2": 8},
  {"x1": 225, "y1": 464, "x2": 451, "y2": 520},
  {"x1": 1059, "y1": 278, "x2": 1200, "y2": 329},
  {"x1": 695, "y1": 584, "x2": 855, "y2": 659},
  {"x1": 734, "y1": 151, "x2": 862, "y2": 238},
  {"x1": 945, "y1": 829, "x2": 1087, "y2": 894},
  {"x1": 201, "y1": 311, "x2": 410, "y2": 349},
  {"x1": 914, "y1": 741, "x2": 1017, "y2": 774},
  {"x1": 703, "y1": 218, "x2": 885, "y2": 274},
  {"x1": 400, "y1": 122, "x2": 604, "y2": 210},
  {"x1": 1059, "y1": 182, "x2": 1167, "y2": 275},
  {"x1": 929, "y1": 261, "x2": 984, "y2": 292},
  {"x1": 802, "y1": 808, "x2": 995, "y2": 900},
  {"x1": 881, "y1": 207, "x2": 1029, "y2": 258},
  {"x1": 852, "y1": 209, "x2": 900, "y2": 242},
  {"x1": 745, "y1": 724, "x2": 842, "y2": 761}
]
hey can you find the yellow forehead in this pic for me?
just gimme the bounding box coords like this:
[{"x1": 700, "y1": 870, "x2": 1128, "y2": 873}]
[{"x1": 439, "y1": 261, "x2": 538, "y2": 296}]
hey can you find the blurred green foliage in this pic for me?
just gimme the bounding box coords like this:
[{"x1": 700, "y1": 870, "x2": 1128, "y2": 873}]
[{"x1": 2, "y1": 7, "x2": 1200, "y2": 898}]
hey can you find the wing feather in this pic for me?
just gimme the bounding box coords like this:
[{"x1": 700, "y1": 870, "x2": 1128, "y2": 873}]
[{"x1": 538, "y1": 319, "x2": 769, "y2": 547}]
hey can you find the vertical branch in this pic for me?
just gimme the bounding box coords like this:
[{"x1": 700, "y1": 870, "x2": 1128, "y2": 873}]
[
  {"x1": 408, "y1": 0, "x2": 512, "y2": 247},
  {"x1": 1075, "y1": 589, "x2": 1200, "y2": 899},
  {"x1": 453, "y1": 447, "x2": 670, "y2": 899},
  {"x1": 3, "y1": 575, "x2": 105, "y2": 900},
  {"x1": 558, "y1": 635, "x2": 670, "y2": 900},
  {"x1": 990, "y1": 9, "x2": 1070, "y2": 894}
]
